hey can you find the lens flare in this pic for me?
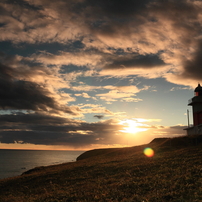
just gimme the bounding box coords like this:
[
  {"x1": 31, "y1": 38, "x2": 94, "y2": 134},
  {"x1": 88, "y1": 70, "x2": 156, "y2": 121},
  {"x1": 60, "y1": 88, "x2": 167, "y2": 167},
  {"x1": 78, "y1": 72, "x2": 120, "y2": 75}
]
[{"x1": 143, "y1": 147, "x2": 154, "y2": 157}]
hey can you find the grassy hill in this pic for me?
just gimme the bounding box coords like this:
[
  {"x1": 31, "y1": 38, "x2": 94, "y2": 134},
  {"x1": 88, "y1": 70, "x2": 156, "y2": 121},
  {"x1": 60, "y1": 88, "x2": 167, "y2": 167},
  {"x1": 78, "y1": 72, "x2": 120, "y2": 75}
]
[{"x1": 1, "y1": 135, "x2": 202, "y2": 202}]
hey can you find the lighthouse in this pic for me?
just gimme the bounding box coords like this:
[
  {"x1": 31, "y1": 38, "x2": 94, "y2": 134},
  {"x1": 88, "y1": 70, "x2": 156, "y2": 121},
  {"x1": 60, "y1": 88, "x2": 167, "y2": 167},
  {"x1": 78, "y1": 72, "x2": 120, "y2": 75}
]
[{"x1": 185, "y1": 84, "x2": 202, "y2": 135}]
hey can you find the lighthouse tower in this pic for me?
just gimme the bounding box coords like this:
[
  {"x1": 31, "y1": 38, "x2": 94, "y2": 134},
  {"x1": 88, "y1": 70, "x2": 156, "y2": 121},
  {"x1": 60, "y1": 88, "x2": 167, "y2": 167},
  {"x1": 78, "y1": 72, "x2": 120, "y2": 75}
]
[{"x1": 185, "y1": 84, "x2": 202, "y2": 135}]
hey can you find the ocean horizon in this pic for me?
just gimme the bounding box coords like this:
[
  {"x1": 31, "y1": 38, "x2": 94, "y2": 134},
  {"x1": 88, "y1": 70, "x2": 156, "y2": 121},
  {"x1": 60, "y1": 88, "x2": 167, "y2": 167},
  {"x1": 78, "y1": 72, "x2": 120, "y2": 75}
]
[{"x1": 0, "y1": 149, "x2": 85, "y2": 179}]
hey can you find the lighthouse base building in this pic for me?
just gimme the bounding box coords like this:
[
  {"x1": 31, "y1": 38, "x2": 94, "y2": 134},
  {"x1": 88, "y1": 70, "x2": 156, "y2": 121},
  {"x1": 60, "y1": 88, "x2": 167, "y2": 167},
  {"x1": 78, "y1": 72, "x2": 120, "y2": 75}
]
[
  {"x1": 185, "y1": 84, "x2": 202, "y2": 135},
  {"x1": 185, "y1": 124, "x2": 202, "y2": 136}
]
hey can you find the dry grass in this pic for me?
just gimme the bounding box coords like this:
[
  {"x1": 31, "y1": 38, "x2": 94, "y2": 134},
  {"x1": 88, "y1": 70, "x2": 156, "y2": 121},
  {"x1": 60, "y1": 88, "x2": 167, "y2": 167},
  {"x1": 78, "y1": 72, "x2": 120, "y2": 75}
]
[{"x1": 1, "y1": 135, "x2": 202, "y2": 201}]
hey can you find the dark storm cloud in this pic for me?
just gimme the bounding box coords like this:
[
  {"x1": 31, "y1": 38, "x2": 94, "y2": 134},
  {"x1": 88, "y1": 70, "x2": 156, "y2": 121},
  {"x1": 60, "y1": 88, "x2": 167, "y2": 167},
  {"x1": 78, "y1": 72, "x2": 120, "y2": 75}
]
[
  {"x1": 181, "y1": 41, "x2": 202, "y2": 80},
  {"x1": 0, "y1": 76, "x2": 54, "y2": 111},
  {"x1": 83, "y1": 0, "x2": 151, "y2": 17},
  {"x1": 0, "y1": 112, "x2": 68, "y2": 125},
  {"x1": 0, "y1": 130, "x2": 118, "y2": 146},
  {"x1": 0, "y1": 112, "x2": 81, "y2": 134},
  {"x1": 8, "y1": 0, "x2": 151, "y2": 41},
  {"x1": 105, "y1": 54, "x2": 166, "y2": 69},
  {"x1": 151, "y1": 0, "x2": 199, "y2": 19},
  {"x1": 94, "y1": 115, "x2": 104, "y2": 119},
  {"x1": 2, "y1": 114, "x2": 120, "y2": 134},
  {"x1": 150, "y1": 0, "x2": 201, "y2": 45},
  {"x1": 0, "y1": 53, "x2": 80, "y2": 115},
  {"x1": 0, "y1": 52, "x2": 48, "y2": 77},
  {"x1": 0, "y1": 113, "x2": 123, "y2": 147},
  {"x1": 0, "y1": 56, "x2": 54, "y2": 112},
  {"x1": 0, "y1": 131, "x2": 75, "y2": 145},
  {"x1": 0, "y1": 0, "x2": 200, "y2": 46},
  {"x1": 78, "y1": 0, "x2": 151, "y2": 37}
]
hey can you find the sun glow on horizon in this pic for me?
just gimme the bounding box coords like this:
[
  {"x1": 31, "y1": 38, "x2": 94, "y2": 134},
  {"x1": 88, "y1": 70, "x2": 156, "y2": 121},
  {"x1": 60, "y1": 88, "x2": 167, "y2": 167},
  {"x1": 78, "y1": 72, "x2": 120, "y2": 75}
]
[{"x1": 119, "y1": 119, "x2": 148, "y2": 134}]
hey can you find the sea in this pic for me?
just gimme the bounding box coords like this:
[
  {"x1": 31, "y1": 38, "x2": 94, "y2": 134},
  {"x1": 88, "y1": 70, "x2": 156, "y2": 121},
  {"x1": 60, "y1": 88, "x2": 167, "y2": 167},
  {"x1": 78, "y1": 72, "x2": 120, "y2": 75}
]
[{"x1": 0, "y1": 149, "x2": 85, "y2": 179}]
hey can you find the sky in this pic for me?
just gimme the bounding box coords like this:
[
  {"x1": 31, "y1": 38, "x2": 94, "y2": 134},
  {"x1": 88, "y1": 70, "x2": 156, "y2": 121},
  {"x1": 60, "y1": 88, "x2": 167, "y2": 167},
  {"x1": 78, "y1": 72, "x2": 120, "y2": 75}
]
[{"x1": 0, "y1": 0, "x2": 201, "y2": 150}]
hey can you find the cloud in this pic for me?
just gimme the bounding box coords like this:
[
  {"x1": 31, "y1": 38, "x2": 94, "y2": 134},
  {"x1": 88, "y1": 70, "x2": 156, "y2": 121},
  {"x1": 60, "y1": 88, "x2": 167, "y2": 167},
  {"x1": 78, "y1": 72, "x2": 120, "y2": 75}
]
[
  {"x1": 121, "y1": 98, "x2": 142, "y2": 102},
  {"x1": 181, "y1": 41, "x2": 202, "y2": 81},
  {"x1": 104, "y1": 54, "x2": 167, "y2": 69},
  {"x1": 0, "y1": 51, "x2": 67, "y2": 88},
  {"x1": 75, "y1": 92, "x2": 91, "y2": 98},
  {"x1": 84, "y1": 0, "x2": 150, "y2": 17},
  {"x1": 96, "y1": 85, "x2": 142, "y2": 102},
  {"x1": 0, "y1": 0, "x2": 82, "y2": 43},
  {"x1": 1, "y1": 0, "x2": 202, "y2": 149},
  {"x1": 79, "y1": 104, "x2": 114, "y2": 115},
  {"x1": 71, "y1": 84, "x2": 102, "y2": 92},
  {"x1": 0, "y1": 113, "x2": 124, "y2": 147},
  {"x1": 0, "y1": 52, "x2": 80, "y2": 115},
  {"x1": 33, "y1": 50, "x2": 169, "y2": 81},
  {"x1": 0, "y1": 78, "x2": 52, "y2": 111},
  {"x1": 32, "y1": 51, "x2": 102, "y2": 68},
  {"x1": 94, "y1": 115, "x2": 104, "y2": 119},
  {"x1": 104, "y1": 85, "x2": 140, "y2": 93},
  {"x1": 82, "y1": 0, "x2": 150, "y2": 38},
  {"x1": 1, "y1": 0, "x2": 202, "y2": 85},
  {"x1": 170, "y1": 86, "x2": 191, "y2": 91},
  {"x1": 149, "y1": 125, "x2": 186, "y2": 137},
  {"x1": 165, "y1": 40, "x2": 202, "y2": 86},
  {"x1": 0, "y1": 112, "x2": 71, "y2": 125},
  {"x1": 97, "y1": 90, "x2": 137, "y2": 102},
  {"x1": 0, "y1": 111, "x2": 186, "y2": 148}
]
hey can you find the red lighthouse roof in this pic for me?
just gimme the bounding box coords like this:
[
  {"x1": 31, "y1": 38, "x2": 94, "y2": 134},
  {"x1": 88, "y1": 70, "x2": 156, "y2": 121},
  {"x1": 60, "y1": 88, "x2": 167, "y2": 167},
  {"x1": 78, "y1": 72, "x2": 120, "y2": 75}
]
[
  {"x1": 194, "y1": 83, "x2": 202, "y2": 96},
  {"x1": 194, "y1": 83, "x2": 202, "y2": 92}
]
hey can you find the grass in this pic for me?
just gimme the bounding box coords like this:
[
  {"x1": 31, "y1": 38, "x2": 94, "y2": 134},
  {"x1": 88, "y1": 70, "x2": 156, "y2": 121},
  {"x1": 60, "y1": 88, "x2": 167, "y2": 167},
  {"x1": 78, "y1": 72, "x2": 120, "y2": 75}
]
[{"x1": 1, "y1": 135, "x2": 202, "y2": 201}]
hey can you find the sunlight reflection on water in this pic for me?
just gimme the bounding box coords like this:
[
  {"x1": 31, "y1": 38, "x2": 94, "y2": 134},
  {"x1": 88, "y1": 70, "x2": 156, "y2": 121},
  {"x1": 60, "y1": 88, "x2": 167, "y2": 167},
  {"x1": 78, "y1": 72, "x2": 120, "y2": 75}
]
[{"x1": 0, "y1": 150, "x2": 84, "y2": 179}]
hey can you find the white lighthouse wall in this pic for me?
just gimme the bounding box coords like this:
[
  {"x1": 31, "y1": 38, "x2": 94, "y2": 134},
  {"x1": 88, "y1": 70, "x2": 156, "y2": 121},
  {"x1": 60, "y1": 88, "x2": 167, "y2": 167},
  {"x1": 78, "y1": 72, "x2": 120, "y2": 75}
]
[{"x1": 185, "y1": 124, "x2": 202, "y2": 135}]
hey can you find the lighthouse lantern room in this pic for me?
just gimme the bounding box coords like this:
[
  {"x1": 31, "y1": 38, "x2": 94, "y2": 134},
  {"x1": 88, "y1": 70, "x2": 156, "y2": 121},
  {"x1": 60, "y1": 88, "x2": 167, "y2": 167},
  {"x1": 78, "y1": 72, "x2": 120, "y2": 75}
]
[{"x1": 185, "y1": 84, "x2": 202, "y2": 135}]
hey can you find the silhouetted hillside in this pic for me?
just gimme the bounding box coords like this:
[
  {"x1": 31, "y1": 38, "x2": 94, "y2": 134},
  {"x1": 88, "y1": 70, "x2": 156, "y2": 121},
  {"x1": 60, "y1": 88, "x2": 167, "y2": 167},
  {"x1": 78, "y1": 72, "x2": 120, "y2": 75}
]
[
  {"x1": 77, "y1": 135, "x2": 202, "y2": 161},
  {"x1": 76, "y1": 145, "x2": 146, "y2": 161},
  {"x1": 149, "y1": 135, "x2": 202, "y2": 147}
]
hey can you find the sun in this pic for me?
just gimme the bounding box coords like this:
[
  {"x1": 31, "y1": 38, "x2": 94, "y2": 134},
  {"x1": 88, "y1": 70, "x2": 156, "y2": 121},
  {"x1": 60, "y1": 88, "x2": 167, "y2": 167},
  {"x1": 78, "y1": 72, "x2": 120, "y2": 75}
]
[{"x1": 119, "y1": 119, "x2": 148, "y2": 134}]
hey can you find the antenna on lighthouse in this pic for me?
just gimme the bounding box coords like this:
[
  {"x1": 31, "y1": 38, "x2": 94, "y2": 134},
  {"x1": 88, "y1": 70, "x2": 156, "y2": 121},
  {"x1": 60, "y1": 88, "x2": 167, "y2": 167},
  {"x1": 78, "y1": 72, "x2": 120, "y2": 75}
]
[{"x1": 187, "y1": 109, "x2": 190, "y2": 128}]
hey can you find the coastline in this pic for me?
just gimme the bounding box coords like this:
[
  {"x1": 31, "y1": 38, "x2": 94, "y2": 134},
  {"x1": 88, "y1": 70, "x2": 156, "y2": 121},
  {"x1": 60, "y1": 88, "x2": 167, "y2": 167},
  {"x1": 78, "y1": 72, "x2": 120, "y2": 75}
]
[
  {"x1": 0, "y1": 150, "x2": 84, "y2": 179},
  {"x1": 1, "y1": 135, "x2": 202, "y2": 201}
]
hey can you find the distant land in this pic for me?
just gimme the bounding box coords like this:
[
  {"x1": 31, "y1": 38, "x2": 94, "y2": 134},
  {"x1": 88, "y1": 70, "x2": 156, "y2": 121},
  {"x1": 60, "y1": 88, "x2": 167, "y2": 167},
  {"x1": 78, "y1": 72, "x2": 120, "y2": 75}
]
[{"x1": 1, "y1": 135, "x2": 202, "y2": 202}]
